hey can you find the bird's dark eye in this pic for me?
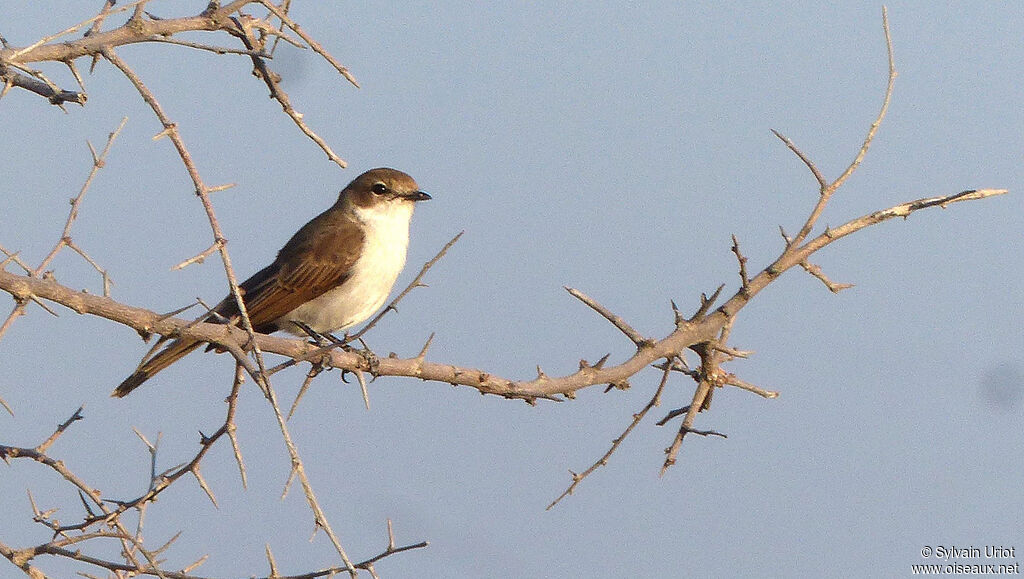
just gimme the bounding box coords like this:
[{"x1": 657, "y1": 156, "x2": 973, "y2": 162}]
[{"x1": 371, "y1": 182, "x2": 388, "y2": 195}]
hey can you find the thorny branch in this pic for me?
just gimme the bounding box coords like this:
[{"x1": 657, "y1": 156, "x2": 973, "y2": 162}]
[
  {"x1": 0, "y1": 116, "x2": 125, "y2": 342},
  {"x1": 0, "y1": 2, "x2": 415, "y2": 577},
  {"x1": 0, "y1": 186, "x2": 1007, "y2": 400},
  {"x1": 546, "y1": 361, "x2": 675, "y2": 510},
  {"x1": 0, "y1": 406, "x2": 428, "y2": 576},
  {"x1": 102, "y1": 39, "x2": 365, "y2": 579},
  {"x1": 0, "y1": 3, "x2": 1011, "y2": 577}
]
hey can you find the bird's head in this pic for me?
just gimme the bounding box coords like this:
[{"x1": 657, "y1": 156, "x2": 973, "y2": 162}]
[{"x1": 341, "y1": 168, "x2": 431, "y2": 213}]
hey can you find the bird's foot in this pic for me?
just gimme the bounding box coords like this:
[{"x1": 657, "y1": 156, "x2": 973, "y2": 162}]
[
  {"x1": 338, "y1": 337, "x2": 379, "y2": 381},
  {"x1": 291, "y1": 324, "x2": 378, "y2": 379},
  {"x1": 354, "y1": 338, "x2": 380, "y2": 376}
]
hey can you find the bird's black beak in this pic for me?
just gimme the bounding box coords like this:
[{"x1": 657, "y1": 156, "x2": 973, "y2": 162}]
[{"x1": 407, "y1": 190, "x2": 431, "y2": 202}]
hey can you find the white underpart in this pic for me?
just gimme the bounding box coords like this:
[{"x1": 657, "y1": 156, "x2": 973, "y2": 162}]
[{"x1": 278, "y1": 199, "x2": 415, "y2": 334}]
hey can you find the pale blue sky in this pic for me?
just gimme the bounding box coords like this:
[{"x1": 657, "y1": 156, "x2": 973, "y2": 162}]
[{"x1": 2, "y1": 3, "x2": 1022, "y2": 577}]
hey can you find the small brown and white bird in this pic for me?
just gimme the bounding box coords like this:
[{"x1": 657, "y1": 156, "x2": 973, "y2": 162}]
[{"x1": 113, "y1": 168, "x2": 431, "y2": 397}]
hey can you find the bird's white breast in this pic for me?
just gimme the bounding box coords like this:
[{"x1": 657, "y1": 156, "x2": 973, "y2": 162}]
[{"x1": 279, "y1": 201, "x2": 414, "y2": 334}]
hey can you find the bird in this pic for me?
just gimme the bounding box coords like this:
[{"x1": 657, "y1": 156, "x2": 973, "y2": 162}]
[{"x1": 113, "y1": 167, "x2": 431, "y2": 397}]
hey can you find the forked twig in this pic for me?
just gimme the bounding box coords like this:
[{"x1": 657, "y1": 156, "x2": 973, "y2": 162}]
[
  {"x1": 0, "y1": 117, "x2": 126, "y2": 343},
  {"x1": 784, "y1": 7, "x2": 896, "y2": 249},
  {"x1": 229, "y1": 15, "x2": 348, "y2": 168},
  {"x1": 548, "y1": 361, "x2": 674, "y2": 509}
]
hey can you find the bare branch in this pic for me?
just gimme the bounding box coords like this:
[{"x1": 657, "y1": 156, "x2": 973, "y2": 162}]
[
  {"x1": 144, "y1": 35, "x2": 271, "y2": 56},
  {"x1": 781, "y1": 7, "x2": 898, "y2": 250},
  {"x1": 0, "y1": 63, "x2": 86, "y2": 105},
  {"x1": 256, "y1": 0, "x2": 360, "y2": 88},
  {"x1": 565, "y1": 286, "x2": 648, "y2": 346},
  {"x1": 800, "y1": 260, "x2": 854, "y2": 293},
  {"x1": 0, "y1": 178, "x2": 1006, "y2": 408},
  {"x1": 258, "y1": 372, "x2": 359, "y2": 576},
  {"x1": 770, "y1": 129, "x2": 827, "y2": 190},
  {"x1": 731, "y1": 235, "x2": 750, "y2": 291},
  {"x1": 228, "y1": 16, "x2": 348, "y2": 169},
  {"x1": 0, "y1": 117, "x2": 125, "y2": 342},
  {"x1": 548, "y1": 361, "x2": 674, "y2": 509}
]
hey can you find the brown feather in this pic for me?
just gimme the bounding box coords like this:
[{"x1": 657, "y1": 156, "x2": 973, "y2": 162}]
[
  {"x1": 214, "y1": 208, "x2": 365, "y2": 332},
  {"x1": 112, "y1": 338, "x2": 205, "y2": 397}
]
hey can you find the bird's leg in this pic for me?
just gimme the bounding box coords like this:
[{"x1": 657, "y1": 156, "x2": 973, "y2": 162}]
[
  {"x1": 291, "y1": 323, "x2": 379, "y2": 381},
  {"x1": 291, "y1": 321, "x2": 336, "y2": 347},
  {"x1": 288, "y1": 322, "x2": 364, "y2": 392}
]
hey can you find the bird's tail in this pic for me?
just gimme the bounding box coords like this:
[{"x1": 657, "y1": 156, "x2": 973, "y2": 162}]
[{"x1": 112, "y1": 338, "x2": 204, "y2": 397}]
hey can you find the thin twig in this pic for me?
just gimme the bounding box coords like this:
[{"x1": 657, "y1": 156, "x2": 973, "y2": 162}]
[
  {"x1": 0, "y1": 245, "x2": 32, "y2": 274},
  {"x1": 800, "y1": 260, "x2": 854, "y2": 293},
  {"x1": 770, "y1": 129, "x2": 828, "y2": 190},
  {"x1": 731, "y1": 235, "x2": 749, "y2": 290},
  {"x1": 723, "y1": 373, "x2": 779, "y2": 399},
  {"x1": 227, "y1": 365, "x2": 248, "y2": 488},
  {"x1": 145, "y1": 35, "x2": 271, "y2": 56},
  {"x1": 256, "y1": 0, "x2": 360, "y2": 88},
  {"x1": 171, "y1": 241, "x2": 223, "y2": 270},
  {"x1": 548, "y1": 361, "x2": 673, "y2": 509},
  {"x1": 228, "y1": 16, "x2": 348, "y2": 169},
  {"x1": 36, "y1": 406, "x2": 85, "y2": 453},
  {"x1": 259, "y1": 369, "x2": 359, "y2": 577},
  {"x1": 829, "y1": 6, "x2": 897, "y2": 194},
  {"x1": 564, "y1": 286, "x2": 648, "y2": 347}
]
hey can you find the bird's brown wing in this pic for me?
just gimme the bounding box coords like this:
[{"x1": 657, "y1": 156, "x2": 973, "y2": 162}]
[
  {"x1": 113, "y1": 211, "x2": 364, "y2": 397},
  {"x1": 218, "y1": 217, "x2": 366, "y2": 333}
]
